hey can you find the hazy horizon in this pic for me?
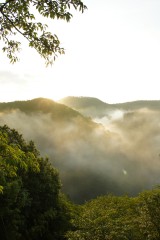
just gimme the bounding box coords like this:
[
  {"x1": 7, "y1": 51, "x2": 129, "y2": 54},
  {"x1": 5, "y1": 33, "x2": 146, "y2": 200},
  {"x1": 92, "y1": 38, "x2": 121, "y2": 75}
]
[
  {"x1": 1, "y1": 0, "x2": 160, "y2": 104},
  {"x1": 1, "y1": 95, "x2": 160, "y2": 105}
]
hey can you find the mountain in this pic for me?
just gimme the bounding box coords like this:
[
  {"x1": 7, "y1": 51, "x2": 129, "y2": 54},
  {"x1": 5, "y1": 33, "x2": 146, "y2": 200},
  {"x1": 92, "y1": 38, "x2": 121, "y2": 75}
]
[
  {"x1": 59, "y1": 96, "x2": 117, "y2": 118},
  {"x1": 1, "y1": 97, "x2": 160, "y2": 203},
  {"x1": 113, "y1": 100, "x2": 160, "y2": 111},
  {"x1": 0, "y1": 98, "x2": 113, "y2": 202},
  {"x1": 0, "y1": 97, "x2": 82, "y2": 119},
  {"x1": 59, "y1": 96, "x2": 109, "y2": 109},
  {"x1": 59, "y1": 96, "x2": 160, "y2": 118}
]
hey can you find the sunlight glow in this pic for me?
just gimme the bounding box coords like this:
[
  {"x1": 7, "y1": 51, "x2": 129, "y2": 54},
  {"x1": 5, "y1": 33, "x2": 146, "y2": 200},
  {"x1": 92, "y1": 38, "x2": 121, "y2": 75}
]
[{"x1": 1, "y1": 0, "x2": 160, "y2": 103}]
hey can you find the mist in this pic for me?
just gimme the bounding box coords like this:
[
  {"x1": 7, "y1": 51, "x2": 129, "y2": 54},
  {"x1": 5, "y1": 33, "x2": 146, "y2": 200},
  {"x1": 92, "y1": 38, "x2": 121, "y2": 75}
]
[{"x1": 0, "y1": 105, "x2": 160, "y2": 203}]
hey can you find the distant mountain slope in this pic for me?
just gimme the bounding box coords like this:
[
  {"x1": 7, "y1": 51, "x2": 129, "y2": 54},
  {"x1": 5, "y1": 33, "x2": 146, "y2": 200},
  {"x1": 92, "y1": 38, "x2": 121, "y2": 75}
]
[
  {"x1": 113, "y1": 100, "x2": 160, "y2": 111},
  {"x1": 0, "y1": 98, "x2": 82, "y2": 120},
  {"x1": 59, "y1": 96, "x2": 116, "y2": 118},
  {"x1": 0, "y1": 98, "x2": 115, "y2": 202},
  {"x1": 59, "y1": 96, "x2": 108, "y2": 109},
  {"x1": 1, "y1": 98, "x2": 160, "y2": 203},
  {"x1": 59, "y1": 97, "x2": 160, "y2": 118}
]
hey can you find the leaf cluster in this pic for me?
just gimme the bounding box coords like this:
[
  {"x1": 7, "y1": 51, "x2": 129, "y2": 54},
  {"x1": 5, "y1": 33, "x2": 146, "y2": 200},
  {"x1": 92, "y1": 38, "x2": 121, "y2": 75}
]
[{"x1": 0, "y1": 0, "x2": 87, "y2": 64}]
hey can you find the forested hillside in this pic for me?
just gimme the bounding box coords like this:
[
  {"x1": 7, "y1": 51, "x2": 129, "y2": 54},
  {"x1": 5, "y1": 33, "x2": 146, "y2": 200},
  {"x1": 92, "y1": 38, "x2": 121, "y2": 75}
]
[
  {"x1": 67, "y1": 189, "x2": 160, "y2": 240},
  {"x1": 1, "y1": 125, "x2": 160, "y2": 240},
  {"x1": 0, "y1": 98, "x2": 82, "y2": 120},
  {"x1": 59, "y1": 96, "x2": 116, "y2": 118},
  {"x1": 0, "y1": 125, "x2": 72, "y2": 240},
  {"x1": 59, "y1": 96, "x2": 160, "y2": 117},
  {"x1": 1, "y1": 98, "x2": 160, "y2": 203}
]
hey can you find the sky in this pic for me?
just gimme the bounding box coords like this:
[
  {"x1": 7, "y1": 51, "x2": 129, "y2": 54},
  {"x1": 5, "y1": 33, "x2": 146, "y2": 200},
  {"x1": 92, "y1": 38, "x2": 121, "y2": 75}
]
[{"x1": 1, "y1": 0, "x2": 160, "y2": 103}]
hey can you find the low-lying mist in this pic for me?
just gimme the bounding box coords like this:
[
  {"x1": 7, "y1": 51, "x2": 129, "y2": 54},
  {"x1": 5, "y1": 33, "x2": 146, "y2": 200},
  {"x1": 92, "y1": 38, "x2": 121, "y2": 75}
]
[{"x1": 1, "y1": 105, "x2": 160, "y2": 203}]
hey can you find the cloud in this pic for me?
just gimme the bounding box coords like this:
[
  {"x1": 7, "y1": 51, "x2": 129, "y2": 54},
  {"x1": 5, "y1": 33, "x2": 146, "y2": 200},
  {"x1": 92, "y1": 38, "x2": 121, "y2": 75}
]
[
  {"x1": 0, "y1": 70, "x2": 30, "y2": 85},
  {"x1": 1, "y1": 106, "x2": 160, "y2": 203}
]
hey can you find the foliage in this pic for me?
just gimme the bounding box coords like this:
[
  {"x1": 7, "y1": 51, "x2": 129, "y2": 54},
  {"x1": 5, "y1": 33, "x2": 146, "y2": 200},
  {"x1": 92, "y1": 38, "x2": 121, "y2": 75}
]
[
  {"x1": 0, "y1": 0, "x2": 87, "y2": 65},
  {"x1": 0, "y1": 125, "x2": 72, "y2": 240},
  {"x1": 67, "y1": 191, "x2": 160, "y2": 240},
  {"x1": 138, "y1": 188, "x2": 160, "y2": 240},
  {"x1": 1, "y1": 126, "x2": 160, "y2": 240},
  {"x1": 67, "y1": 195, "x2": 143, "y2": 240}
]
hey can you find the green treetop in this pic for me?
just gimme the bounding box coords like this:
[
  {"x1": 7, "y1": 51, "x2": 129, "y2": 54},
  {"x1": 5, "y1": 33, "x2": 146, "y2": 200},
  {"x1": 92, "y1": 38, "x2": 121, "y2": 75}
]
[{"x1": 0, "y1": 125, "x2": 73, "y2": 240}]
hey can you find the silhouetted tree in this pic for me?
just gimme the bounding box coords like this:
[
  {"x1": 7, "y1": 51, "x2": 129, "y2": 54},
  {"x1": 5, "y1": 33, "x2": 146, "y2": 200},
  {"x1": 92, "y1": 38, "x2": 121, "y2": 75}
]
[{"x1": 0, "y1": 0, "x2": 87, "y2": 64}]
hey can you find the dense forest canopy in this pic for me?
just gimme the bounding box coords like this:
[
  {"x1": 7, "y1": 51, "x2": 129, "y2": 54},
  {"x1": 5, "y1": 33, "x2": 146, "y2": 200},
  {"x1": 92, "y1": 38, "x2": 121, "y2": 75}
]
[
  {"x1": 0, "y1": 125, "x2": 72, "y2": 240},
  {"x1": 67, "y1": 191, "x2": 160, "y2": 240},
  {"x1": 1, "y1": 125, "x2": 160, "y2": 239}
]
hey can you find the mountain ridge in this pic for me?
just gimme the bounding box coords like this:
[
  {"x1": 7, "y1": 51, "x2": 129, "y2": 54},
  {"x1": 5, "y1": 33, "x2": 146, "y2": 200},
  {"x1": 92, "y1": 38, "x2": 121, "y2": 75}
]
[
  {"x1": 59, "y1": 96, "x2": 160, "y2": 118},
  {"x1": 0, "y1": 97, "x2": 93, "y2": 123},
  {"x1": 59, "y1": 96, "x2": 160, "y2": 109}
]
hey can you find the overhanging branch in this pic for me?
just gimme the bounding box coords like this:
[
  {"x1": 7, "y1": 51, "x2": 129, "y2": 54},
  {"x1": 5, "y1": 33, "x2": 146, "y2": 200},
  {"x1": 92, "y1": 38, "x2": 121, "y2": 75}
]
[
  {"x1": 1, "y1": 10, "x2": 30, "y2": 42},
  {"x1": 0, "y1": 0, "x2": 15, "y2": 12}
]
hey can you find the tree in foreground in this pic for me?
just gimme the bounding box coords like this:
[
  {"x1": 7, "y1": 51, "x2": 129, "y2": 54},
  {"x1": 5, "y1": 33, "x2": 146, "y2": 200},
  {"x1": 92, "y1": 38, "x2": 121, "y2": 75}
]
[
  {"x1": 67, "y1": 195, "x2": 143, "y2": 240},
  {"x1": 0, "y1": 0, "x2": 87, "y2": 65},
  {"x1": 0, "y1": 125, "x2": 72, "y2": 240},
  {"x1": 138, "y1": 188, "x2": 160, "y2": 239},
  {"x1": 67, "y1": 190, "x2": 160, "y2": 240}
]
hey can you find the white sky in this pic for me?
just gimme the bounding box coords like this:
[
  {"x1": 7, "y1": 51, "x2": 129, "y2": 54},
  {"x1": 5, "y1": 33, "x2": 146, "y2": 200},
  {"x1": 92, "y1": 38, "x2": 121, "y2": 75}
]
[{"x1": 1, "y1": 0, "x2": 160, "y2": 103}]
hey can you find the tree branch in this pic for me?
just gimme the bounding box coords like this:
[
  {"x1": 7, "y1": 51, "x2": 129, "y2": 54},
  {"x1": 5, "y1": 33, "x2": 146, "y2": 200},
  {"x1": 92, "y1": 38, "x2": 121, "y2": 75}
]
[
  {"x1": 1, "y1": 10, "x2": 30, "y2": 42},
  {"x1": 0, "y1": 0, "x2": 15, "y2": 12}
]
